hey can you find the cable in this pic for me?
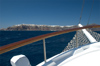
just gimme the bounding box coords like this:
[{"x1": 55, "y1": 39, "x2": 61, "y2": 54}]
[
  {"x1": 78, "y1": 0, "x2": 85, "y2": 24},
  {"x1": 87, "y1": 0, "x2": 94, "y2": 25}
]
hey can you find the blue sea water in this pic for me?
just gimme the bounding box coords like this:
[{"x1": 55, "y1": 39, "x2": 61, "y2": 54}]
[{"x1": 0, "y1": 31, "x2": 100, "y2": 66}]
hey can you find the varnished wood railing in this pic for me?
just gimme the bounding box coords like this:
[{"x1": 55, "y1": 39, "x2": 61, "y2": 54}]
[{"x1": 0, "y1": 25, "x2": 100, "y2": 54}]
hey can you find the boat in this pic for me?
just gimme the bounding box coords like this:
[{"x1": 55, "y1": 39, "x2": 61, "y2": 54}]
[
  {"x1": 0, "y1": 0, "x2": 100, "y2": 66},
  {"x1": 36, "y1": 24, "x2": 100, "y2": 66},
  {"x1": 0, "y1": 24, "x2": 100, "y2": 66}
]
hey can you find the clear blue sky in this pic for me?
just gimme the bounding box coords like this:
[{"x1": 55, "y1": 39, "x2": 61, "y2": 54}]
[{"x1": 0, "y1": 0, "x2": 100, "y2": 28}]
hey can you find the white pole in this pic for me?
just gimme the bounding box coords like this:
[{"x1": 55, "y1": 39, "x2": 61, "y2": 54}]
[{"x1": 78, "y1": 24, "x2": 97, "y2": 43}]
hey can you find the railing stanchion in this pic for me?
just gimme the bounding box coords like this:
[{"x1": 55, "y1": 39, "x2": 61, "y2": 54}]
[{"x1": 43, "y1": 39, "x2": 47, "y2": 63}]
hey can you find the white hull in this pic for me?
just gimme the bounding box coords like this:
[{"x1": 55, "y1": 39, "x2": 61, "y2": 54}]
[{"x1": 37, "y1": 42, "x2": 100, "y2": 66}]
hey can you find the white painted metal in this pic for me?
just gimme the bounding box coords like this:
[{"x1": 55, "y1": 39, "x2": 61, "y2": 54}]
[
  {"x1": 78, "y1": 24, "x2": 97, "y2": 43},
  {"x1": 10, "y1": 54, "x2": 31, "y2": 66}
]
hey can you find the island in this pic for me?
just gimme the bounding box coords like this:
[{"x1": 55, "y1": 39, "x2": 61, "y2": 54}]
[{"x1": 0, "y1": 24, "x2": 100, "y2": 31}]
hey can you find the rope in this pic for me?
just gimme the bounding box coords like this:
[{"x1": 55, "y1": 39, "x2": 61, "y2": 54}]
[
  {"x1": 78, "y1": 0, "x2": 85, "y2": 24},
  {"x1": 87, "y1": 0, "x2": 94, "y2": 25},
  {"x1": 63, "y1": 29, "x2": 100, "y2": 52}
]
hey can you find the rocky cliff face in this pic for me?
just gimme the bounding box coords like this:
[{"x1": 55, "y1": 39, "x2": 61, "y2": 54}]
[
  {"x1": 0, "y1": 24, "x2": 76, "y2": 31},
  {"x1": 0, "y1": 24, "x2": 99, "y2": 31}
]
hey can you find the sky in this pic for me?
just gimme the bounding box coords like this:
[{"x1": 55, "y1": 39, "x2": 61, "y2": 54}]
[{"x1": 0, "y1": 0, "x2": 100, "y2": 28}]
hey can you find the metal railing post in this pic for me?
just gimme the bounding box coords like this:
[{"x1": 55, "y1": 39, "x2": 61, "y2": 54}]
[{"x1": 43, "y1": 39, "x2": 47, "y2": 63}]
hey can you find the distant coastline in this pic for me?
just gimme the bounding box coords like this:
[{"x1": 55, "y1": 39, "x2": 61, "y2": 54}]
[{"x1": 0, "y1": 24, "x2": 100, "y2": 31}]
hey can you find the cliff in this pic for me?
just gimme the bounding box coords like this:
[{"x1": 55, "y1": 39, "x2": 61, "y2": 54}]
[
  {"x1": 0, "y1": 24, "x2": 100, "y2": 31},
  {"x1": 0, "y1": 24, "x2": 77, "y2": 31}
]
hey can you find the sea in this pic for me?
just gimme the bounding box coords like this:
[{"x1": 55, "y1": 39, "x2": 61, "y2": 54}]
[{"x1": 0, "y1": 31, "x2": 100, "y2": 66}]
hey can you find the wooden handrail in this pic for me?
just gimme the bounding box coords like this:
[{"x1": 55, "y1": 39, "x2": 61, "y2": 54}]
[{"x1": 0, "y1": 25, "x2": 100, "y2": 54}]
